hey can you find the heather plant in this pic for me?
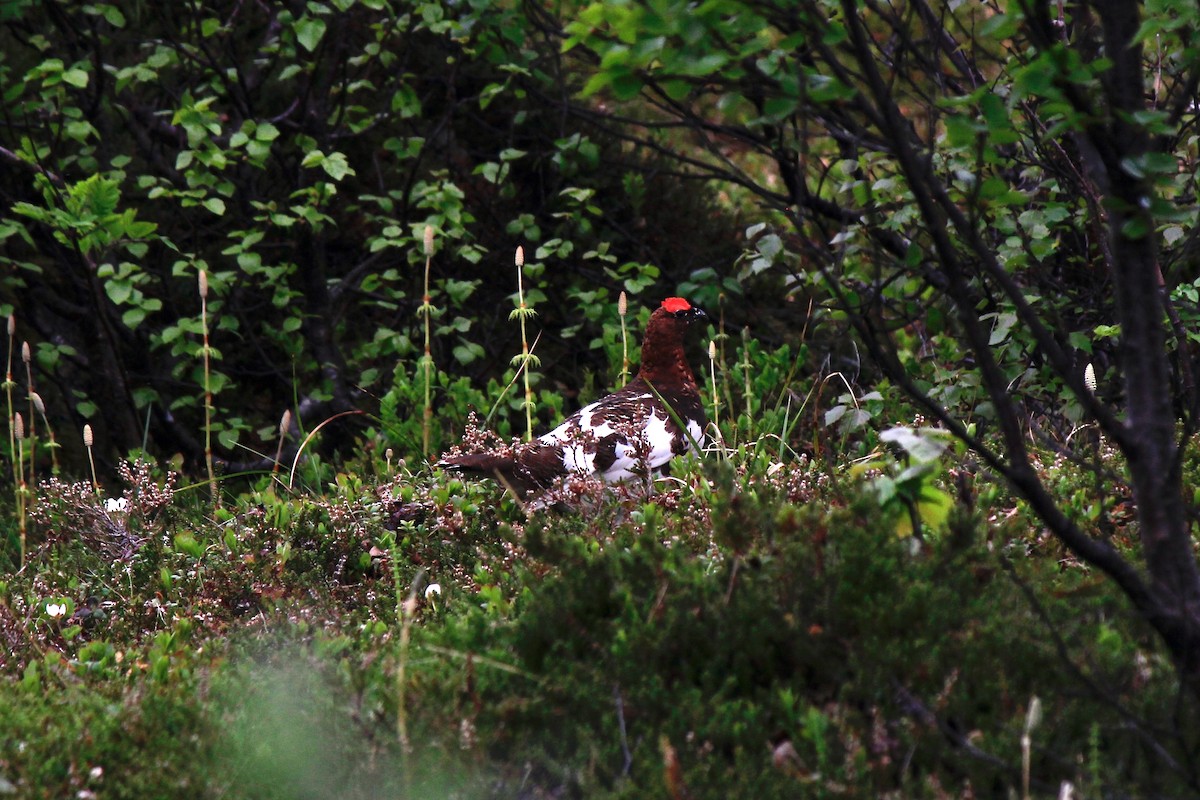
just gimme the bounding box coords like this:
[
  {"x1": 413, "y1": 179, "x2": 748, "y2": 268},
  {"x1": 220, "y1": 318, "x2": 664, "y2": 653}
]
[
  {"x1": 32, "y1": 460, "x2": 176, "y2": 562},
  {"x1": 0, "y1": 393, "x2": 1194, "y2": 797}
]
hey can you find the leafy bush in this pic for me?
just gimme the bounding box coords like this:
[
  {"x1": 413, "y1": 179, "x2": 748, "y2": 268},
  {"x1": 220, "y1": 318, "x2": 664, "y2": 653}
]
[
  {"x1": 401, "y1": 481, "x2": 1190, "y2": 798},
  {"x1": 0, "y1": 0, "x2": 747, "y2": 473}
]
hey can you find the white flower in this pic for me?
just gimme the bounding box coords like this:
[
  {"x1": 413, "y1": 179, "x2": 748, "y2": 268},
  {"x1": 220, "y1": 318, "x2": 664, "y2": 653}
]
[
  {"x1": 424, "y1": 583, "x2": 442, "y2": 600},
  {"x1": 105, "y1": 497, "x2": 128, "y2": 514},
  {"x1": 46, "y1": 603, "x2": 67, "y2": 619}
]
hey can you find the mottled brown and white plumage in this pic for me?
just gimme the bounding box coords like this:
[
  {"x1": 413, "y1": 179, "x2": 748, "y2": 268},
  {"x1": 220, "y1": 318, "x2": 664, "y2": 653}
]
[{"x1": 439, "y1": 297, "x2": 708, "y2": 503}]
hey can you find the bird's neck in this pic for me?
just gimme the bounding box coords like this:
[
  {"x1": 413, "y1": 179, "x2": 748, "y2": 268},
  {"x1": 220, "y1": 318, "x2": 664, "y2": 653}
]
[{"x1": 637, "y1": 322, "x2": 696, "y2": 389}]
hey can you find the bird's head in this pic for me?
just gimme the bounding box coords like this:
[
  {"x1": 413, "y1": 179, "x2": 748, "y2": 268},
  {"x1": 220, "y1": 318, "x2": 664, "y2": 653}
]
[{"x1": 657, "y1": 296, "x2": 707, "y2": 323}]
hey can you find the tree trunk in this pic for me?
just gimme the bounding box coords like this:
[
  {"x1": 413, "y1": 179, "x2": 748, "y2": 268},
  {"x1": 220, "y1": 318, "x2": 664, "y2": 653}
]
[{"x1": 1090, "y1": 0, "x2": 1200, "y2": 678}]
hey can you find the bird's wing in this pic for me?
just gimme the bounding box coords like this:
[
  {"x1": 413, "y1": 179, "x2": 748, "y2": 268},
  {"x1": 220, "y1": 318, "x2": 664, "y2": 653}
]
[{"x1": 538, "y1": 388, "x2": 699, "y2": 480}]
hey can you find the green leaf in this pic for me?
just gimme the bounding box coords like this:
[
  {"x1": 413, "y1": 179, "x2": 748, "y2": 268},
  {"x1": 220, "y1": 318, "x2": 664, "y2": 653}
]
[
  {"x1": 174, "y1": 532, "x2": 204, "y2": 560},
  {"x1": 980, "y1": 13, "x2": 1020, "y2": 39},
  {"x1": 611, "y1": 72, "x2": 644, "y2": 100},
  {"x1": 580, "y1": 71, "x2": 612, "y2": 97},
  {"x1": 483, "y1": 162, "x2": 505, "y2": 183},
  {"x1": 453, "y1": 343, "x2": 482, "y2": 364},
  {"x1": 392, "y1": 84, "x2": 421, "y2": 117},
  {"x1": 101, "y1": 5, "x2": 126, "y2": 27},
  {"x1": 124, "y1": 220, "x2": 157, "y2": 238},
  {"x1": 820, "y1": 21, "x2": 847, "y2": 45},
  {"x1": 218, "y1": 427, "x2": 240, "y2": 449},
  {"x1": 807, "y1": 74, "x2": 853, "y2": 103},
  {"x1": 674, "y1": 53, "x2": 728, "y2": 77},
  {"x1": 61, "y1": 67, "x2": 89, "y2": 88},
  {"x1": 987, "y1": 312, "x2": 1017, "y2": 345},
  {"x1": 662, "y1": 79, "x2": 691, "y2": 100},
  {"x1": 1121, "y1": 216, "x2": 1150, "y2": 239},
  {"x1": 874, "y1": 474, "x2": 897, "y2": 505},
  {"x1": 944, "y1": 114, "x2": 979, "y2": 148},
  {"x1": 76, "y1": 174, "x2": 121, "y2": 217},
  {"x1": 1142, "y1": 152, "x2": 1178, "y2": 175},
  {"x1": 295, "y1": 16, "x2": 327, "y2": 52},
  {"x1": 255, "y1": 121, "x2": 280, "y2": 141},
  {"x1": 122, "y1": 307, "x2": 147, "y2": 328},
  {"x1": 762, "y1": 96, "x2": 798, "y2": 120},
  {"x1": 320, "y1": 151, "x2": 355, "y2": 180},
  {"x1": 202, "y1": 197, "x2": 226, "y2": 216},
  {"x1": 980, "y1": 93, "x2": 1017, "y2": 144},
  {"x1": 1131, "y1": 109, "x2": 1176, "y2": 135},
  {"x1": 879, "y1": 426, "x2": 951, "y2": 463},
  {"x1": 105, "y1": 280, "x2": 132, "y2": 305}
]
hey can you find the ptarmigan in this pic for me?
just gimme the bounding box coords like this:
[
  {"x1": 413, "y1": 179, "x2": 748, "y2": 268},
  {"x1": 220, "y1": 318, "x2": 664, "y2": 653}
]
[{"x1": 439, "y1": 297, "x2": 708, "y2": 503}]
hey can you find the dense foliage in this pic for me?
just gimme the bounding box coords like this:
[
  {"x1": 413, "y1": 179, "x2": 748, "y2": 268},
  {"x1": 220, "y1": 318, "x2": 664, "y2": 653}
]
[
  {"x1": 549, "y1": 0, "x2": 1200, "y2": 689},
  {"x1": 2, "y1": 0, "x2": 1200, "y2": 797},
  {"x1": 0, "y1": 0, "x2": 743, "y2": 470}
]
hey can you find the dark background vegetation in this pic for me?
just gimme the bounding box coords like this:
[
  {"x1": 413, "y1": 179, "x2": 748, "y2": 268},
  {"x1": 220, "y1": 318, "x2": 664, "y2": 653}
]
[
  {"x1": 3, "y1": 0, "x2": 1200, "y2": 797},
  {"x1": 0, "y1": 0, "x2": 748, "y2": 472}
]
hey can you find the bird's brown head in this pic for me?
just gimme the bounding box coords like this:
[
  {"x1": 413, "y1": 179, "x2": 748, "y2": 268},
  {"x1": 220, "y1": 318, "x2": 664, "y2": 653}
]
[{"x1": 638, "y1": 297, "x2": 707, "y2": 384}]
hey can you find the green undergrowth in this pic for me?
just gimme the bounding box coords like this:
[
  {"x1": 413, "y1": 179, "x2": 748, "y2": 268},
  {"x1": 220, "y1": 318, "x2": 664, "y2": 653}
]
[{"x1": 0, "y1": 445, "x2": 1193, "y2": 798}]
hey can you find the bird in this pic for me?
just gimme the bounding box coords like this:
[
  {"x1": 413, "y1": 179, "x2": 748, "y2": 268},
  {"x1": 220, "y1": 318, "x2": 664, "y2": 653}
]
[{"x1": 439, "y1": 296, "x2": 708, "y2": 504}]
